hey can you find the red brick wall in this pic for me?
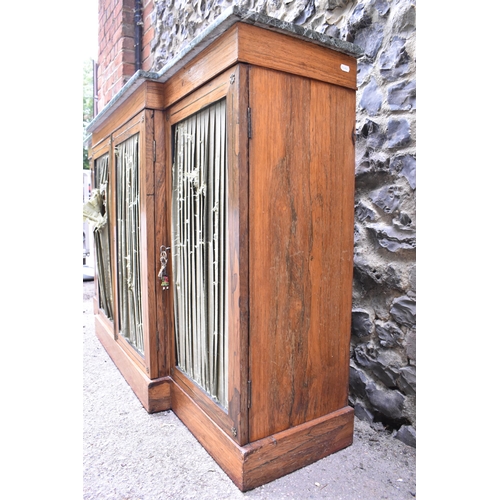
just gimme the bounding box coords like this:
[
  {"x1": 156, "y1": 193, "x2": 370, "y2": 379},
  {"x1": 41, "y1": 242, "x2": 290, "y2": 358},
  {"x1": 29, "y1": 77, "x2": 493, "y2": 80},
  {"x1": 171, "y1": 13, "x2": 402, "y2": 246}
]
[{"x1": 97, "y1": 0, "x2": 154, "y2": 113}]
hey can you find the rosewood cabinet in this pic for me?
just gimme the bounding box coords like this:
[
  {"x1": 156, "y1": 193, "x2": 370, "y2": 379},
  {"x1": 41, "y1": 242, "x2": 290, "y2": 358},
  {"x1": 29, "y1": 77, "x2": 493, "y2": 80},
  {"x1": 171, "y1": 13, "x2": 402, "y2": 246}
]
[{"x1": 87, "y1": 9, "x2": 360, "y2": 491}]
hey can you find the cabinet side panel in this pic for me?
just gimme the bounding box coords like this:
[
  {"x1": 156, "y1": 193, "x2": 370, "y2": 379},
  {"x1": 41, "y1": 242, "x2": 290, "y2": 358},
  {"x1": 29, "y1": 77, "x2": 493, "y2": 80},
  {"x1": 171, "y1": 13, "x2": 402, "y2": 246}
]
[{"x1": 248, "y1": 67, "x2": 355, "y2": 442}]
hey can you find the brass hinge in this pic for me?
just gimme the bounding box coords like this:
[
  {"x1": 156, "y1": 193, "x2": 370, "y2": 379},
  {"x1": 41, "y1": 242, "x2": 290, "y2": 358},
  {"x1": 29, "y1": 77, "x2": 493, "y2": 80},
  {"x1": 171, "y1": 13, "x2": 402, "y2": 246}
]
[
  {"x1": 247, "y1": 380, "x2": 252, "y2": 408},
  {"x1": 247, "y1": 108, "x2": 252, "y2": 139},
  {"x1": 153, "y1": 140, "x2": 156, "y2": 162}
]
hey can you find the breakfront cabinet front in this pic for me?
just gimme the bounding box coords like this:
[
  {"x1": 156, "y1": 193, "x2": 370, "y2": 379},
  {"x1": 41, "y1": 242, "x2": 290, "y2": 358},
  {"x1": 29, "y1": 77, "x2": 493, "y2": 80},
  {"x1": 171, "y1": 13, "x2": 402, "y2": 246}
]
[
  {"x1": 90, "y1": 105, "x2": 171, "y2": 412},
  {"x1": 88, "y1": 14, "x2": 359, "y2": 491}
]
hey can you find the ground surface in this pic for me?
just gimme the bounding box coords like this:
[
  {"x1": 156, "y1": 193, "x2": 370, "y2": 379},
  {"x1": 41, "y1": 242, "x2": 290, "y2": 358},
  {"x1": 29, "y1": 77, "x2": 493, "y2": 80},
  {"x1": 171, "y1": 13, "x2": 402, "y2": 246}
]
[{"x1": 83, "y1": 280, "x2": 416, "y2": 499}]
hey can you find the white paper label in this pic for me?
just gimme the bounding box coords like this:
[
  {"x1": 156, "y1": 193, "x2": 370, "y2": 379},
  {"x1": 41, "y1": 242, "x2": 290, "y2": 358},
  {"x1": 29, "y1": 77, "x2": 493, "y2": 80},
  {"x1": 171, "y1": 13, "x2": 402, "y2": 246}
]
[{"x1": 340, "y1": 64, "x2": 350, "y2": 73}]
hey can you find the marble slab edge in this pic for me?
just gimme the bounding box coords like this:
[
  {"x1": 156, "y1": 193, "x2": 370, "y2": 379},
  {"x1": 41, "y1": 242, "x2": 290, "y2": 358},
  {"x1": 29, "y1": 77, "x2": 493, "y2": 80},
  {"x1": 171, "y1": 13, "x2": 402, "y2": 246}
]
[{"x1": 87, "y1": 6, "x2": 363, "y2": 134}]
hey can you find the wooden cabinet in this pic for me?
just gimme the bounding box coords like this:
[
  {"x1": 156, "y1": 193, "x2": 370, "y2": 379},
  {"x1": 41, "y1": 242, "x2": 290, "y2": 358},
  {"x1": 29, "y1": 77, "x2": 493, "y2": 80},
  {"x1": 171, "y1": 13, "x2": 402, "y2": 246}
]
[{"x1": 88, "y1": 12, "x2": 360, "y2": 491}]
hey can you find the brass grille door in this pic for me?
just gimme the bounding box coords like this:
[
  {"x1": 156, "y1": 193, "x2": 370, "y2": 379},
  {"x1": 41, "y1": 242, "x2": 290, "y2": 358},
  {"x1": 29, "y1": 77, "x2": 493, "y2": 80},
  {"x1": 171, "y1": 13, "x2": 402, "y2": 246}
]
[
  {"x1": 115, "y1": 134, "x2": 144, "y2": 354},
  {"x1": 171, "y1": 99, "x2": 228, "y2": 409},
  {"x1": 93, "y1": 153, "x2": 114, "y2": 320}
]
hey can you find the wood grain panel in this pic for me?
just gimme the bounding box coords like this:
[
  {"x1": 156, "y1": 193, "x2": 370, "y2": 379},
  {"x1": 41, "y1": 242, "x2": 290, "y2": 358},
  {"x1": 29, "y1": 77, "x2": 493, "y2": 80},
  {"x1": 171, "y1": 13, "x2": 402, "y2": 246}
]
[
  {"x1": 226, "y1": 64, "x2": 250, "y2": 446},
  {"x1": 144, "y1": 81, "x2": 164, "y2": 109},
  {"x1": 171, "y1": 376, "x2": 352, "y2": 492},
  {"x1": 163, "y1": 25, "x2": 239, "y2": 109},
  {"x1": 248, "y1": 67, "x2": 355, "y2": 442},
  {"x1": 172, "y1": 367, "x2": 235, "y2": 439},
  {"x1": 147, "y1": 377, "x2": 171, "y2": 413},
  {"x1": 242, "y1": 406, "x2": 354, "y2": 491},
  {"x1": 167, "y1": 67, "x2": 234, "y2": 124},
  {"x1": 95, "y1": 314, "x2": 171, "y2": 412},
  {"x1": 142, "y1": 110, "x2": 157, "y2": 377},
  {"x1": 92, "y1": 81, "x2": 163, "y2": 146},
  {"x1": 88, "y1": 138, "x2": 110, "y2": 163},
  {"x1": 237, "y1": 23, "x2": 357, "y2": 90},
  {"x1": 171, "y1": 379, "x2": 246, "y2": 488},
  {"x1": 153, "y1": 109, "x2": 171, "y2": 378}
]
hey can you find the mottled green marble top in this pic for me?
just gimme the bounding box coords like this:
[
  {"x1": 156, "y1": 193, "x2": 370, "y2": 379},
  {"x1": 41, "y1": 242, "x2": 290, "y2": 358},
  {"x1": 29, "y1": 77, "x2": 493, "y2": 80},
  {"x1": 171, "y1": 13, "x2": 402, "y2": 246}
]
[{"x1": 87, "y1": 6, "x2": 362, "y2": 134}]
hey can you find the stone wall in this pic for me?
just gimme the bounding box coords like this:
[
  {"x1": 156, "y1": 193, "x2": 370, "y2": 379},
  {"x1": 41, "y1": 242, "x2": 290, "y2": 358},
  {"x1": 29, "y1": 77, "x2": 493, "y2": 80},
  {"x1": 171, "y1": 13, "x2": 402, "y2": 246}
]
[
  {"x1": 151, "y1": 0, "x2": 416, "y2": 445},
  {"x1": 117, "y1": 0, "x2": 416, "y2": 444}
]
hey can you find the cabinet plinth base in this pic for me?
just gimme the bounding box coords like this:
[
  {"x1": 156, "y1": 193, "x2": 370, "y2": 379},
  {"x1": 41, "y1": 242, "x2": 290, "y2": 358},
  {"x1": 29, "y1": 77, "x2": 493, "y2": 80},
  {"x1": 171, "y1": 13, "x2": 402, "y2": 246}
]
[
  {"x1": 95, "y1": 320, "x2": 353, "y2": 491},
  {"x1": 95, "y1": 315, "x2": 171, "y2": 413},
  {"x1": 171, "y1": 379, "x2": 354, "y2": 492}
]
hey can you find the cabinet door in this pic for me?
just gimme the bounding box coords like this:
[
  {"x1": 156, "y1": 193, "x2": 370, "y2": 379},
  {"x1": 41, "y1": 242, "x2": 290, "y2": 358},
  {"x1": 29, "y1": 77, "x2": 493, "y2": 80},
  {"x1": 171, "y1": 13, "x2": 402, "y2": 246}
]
[
  {"x1": 91, "y1": 110, "x2": 167, "y2": 381},
  {"x1": 90, "y1": 142, "x2": 114, "y2": 323},
  {"x1": 166, "y1": 64, "x2": 250, "y2": 445}
]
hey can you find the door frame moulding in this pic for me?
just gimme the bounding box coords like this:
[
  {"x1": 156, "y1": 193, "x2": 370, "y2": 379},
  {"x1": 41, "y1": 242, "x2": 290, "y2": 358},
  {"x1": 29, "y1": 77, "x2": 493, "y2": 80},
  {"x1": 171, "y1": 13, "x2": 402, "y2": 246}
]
[
  {"x1": 90, "y1": 109, "x2": 172, "y2": 413},
  {"x1": 165, "y1": 64, "x2": 250, "y2": 446}
]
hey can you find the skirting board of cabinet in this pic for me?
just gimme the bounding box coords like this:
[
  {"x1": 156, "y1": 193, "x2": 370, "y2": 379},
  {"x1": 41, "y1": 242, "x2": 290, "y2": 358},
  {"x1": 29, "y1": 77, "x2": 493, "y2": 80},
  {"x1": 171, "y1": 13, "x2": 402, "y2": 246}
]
[
  {"x1": 171, "y1": 379, "x2": 354, "y2": 492},
  {"x1": 94, "y1": 315, "x2": 171, "y2": 413}
]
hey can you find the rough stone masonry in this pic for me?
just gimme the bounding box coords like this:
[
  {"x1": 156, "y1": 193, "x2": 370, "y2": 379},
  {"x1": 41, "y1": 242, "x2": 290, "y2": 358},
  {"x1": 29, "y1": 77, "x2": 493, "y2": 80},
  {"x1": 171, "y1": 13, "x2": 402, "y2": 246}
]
[{"x1": 150, "y1": 0, "x2": 416, "y2": 446}]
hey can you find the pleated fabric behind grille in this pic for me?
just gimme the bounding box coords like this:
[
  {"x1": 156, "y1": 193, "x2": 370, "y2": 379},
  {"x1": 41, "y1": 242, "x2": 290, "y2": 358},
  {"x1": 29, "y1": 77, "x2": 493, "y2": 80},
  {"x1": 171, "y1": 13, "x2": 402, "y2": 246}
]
[
  {"x1": 115, "y1": 134, "x2": 143, "y2": 354},
  {"x1": 172, "y1": 99, "x2": 228, "y2": 409},
  {"x1": 94, "y1": 153, "x2": 114, "y2": 320}
]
